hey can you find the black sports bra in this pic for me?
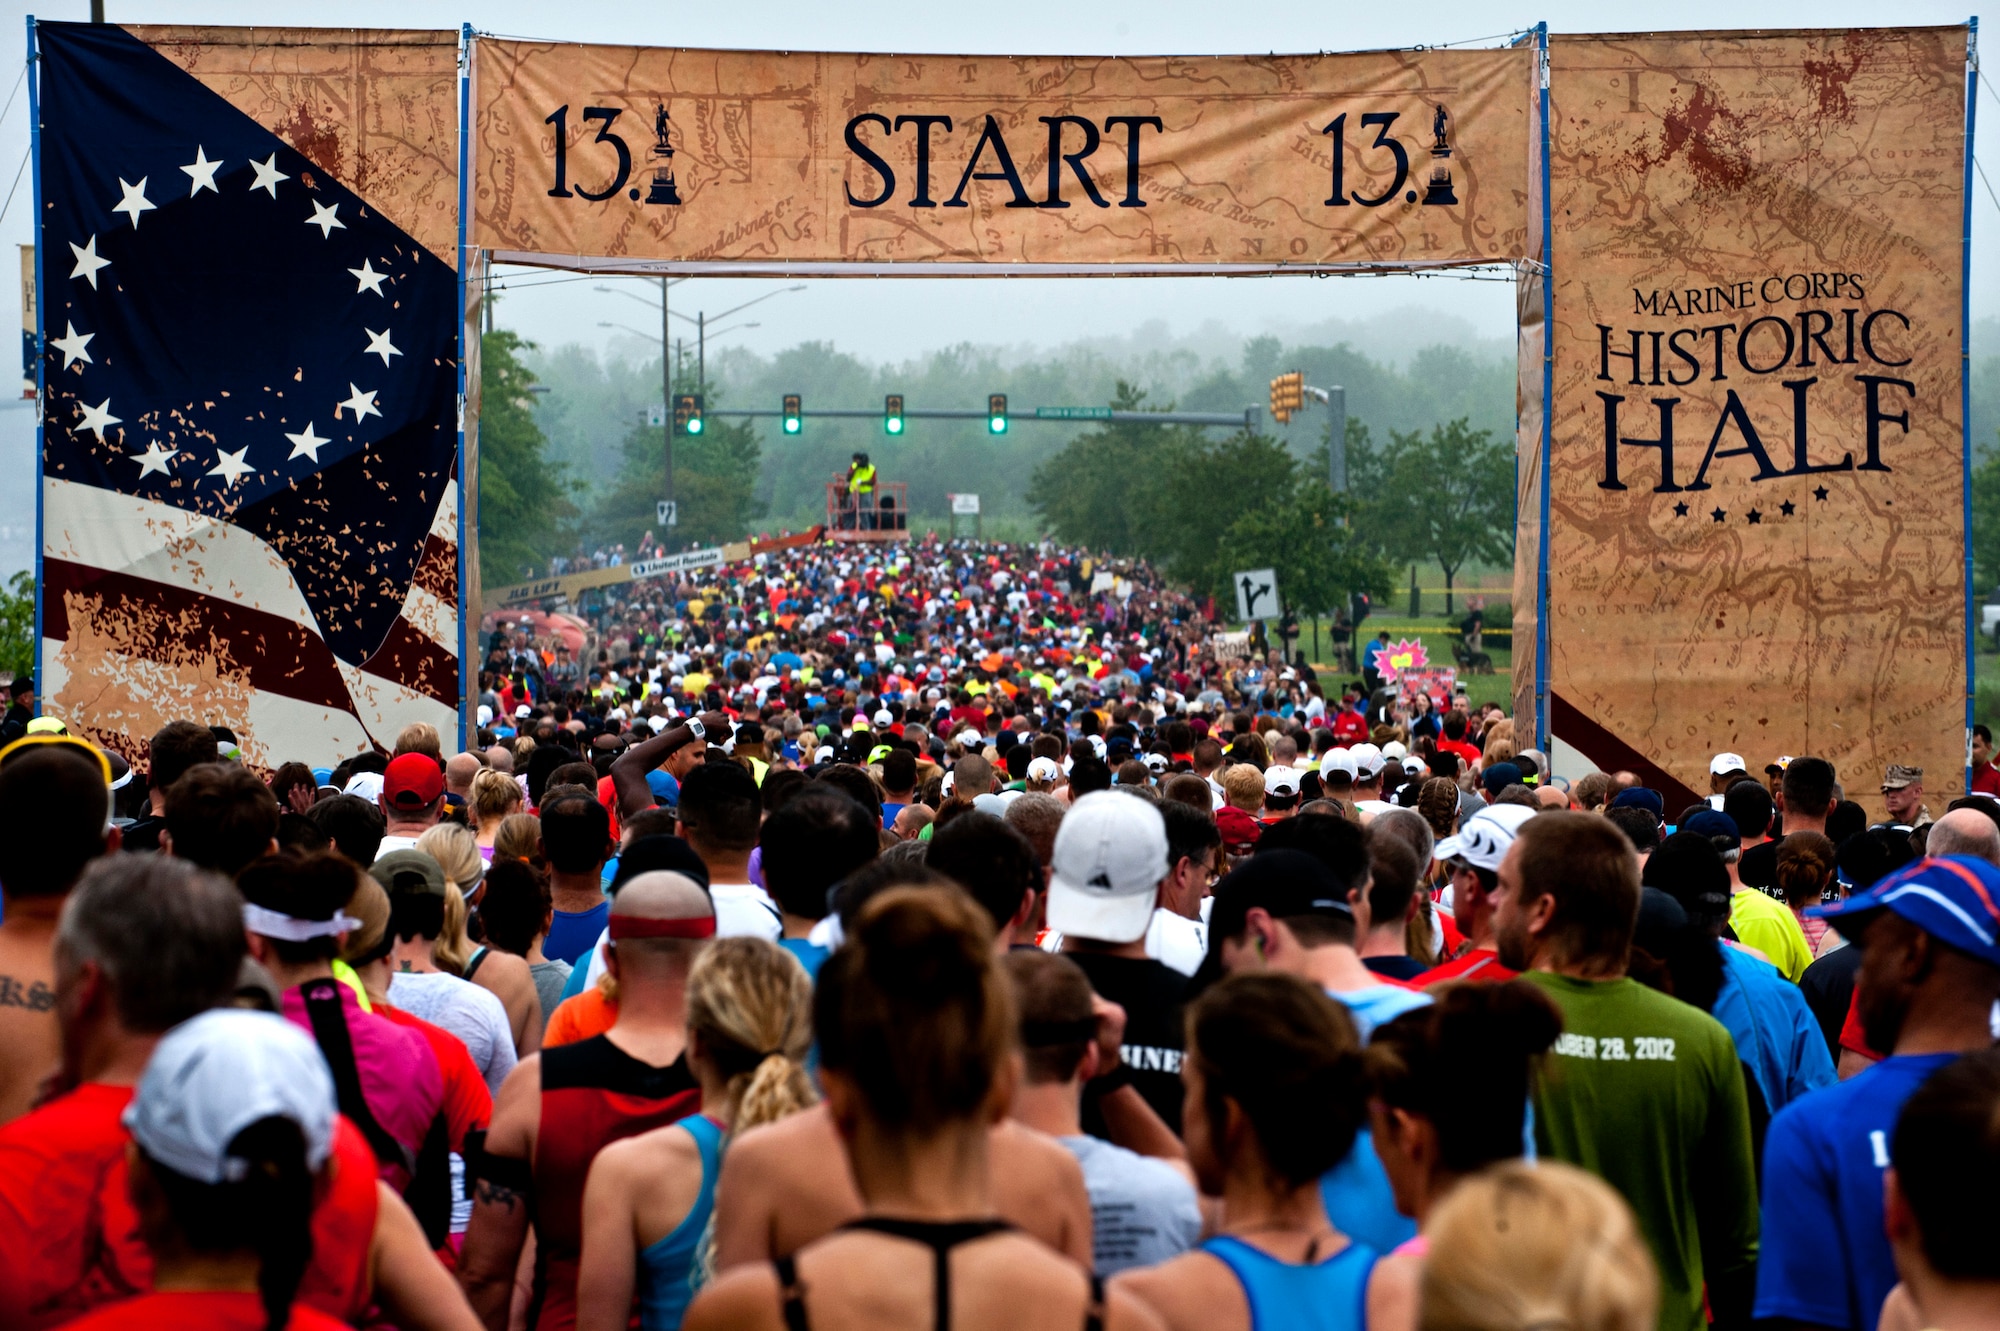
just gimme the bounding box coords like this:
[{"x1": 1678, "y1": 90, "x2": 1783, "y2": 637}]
[{"x1": 772, "y1": 1216, "x2": 1105, "y2": 1331}]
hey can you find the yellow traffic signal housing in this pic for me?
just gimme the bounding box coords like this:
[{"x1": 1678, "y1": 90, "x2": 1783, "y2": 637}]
[{"x1": 1268, "y1": 371, "x2": 1304, "y2": 423}]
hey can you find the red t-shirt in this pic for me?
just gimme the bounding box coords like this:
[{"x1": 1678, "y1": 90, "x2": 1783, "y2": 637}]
[
  {"x1": 1973, "y1": 762, "x2": 2000, "y2": 796},
  {"x1": 0, "y1": 1084, "x2": 379, "y2": 1331},
  {"x1": 1332, "y1": 711, "x2": 1368, "y2": 743},
  {"x1": 1839, "y1": 987, "x2": 1885, "y2": 1062},
  {"x1": 58, "y1": 1290, "x2": 350, "y2": 1331},
  {"x1": 1412, "y1": 947, "x2": 1519, "y2": 987},
  {"x1": 594, "y1": 774, "x2": 624, "y2": 843},
  {"x1": 1437, "y1": 738, "x2": 1483, "y2": 768}
]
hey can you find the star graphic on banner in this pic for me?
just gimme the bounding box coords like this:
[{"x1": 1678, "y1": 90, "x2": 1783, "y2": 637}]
[
  {"x1": 111, "y1": 177, "x2": 155, "y2": 228},
  {"x1": 248, "y1": 153, "x2": 289, "y2": 198},
  {"x1": 339, "y1": 384, "x2": 381, "y2": 422},
  {"x1": 1780, "y1": 500, "x2": 1796, "y2": 516},
  {"x1": 68, "y1": 236, "x2": 110, "y2": 288},
  {"x1": 285, "y1": 422, "x2": 330, "y2": 462},
  {"x1": 206, "y1": 447, "x2": 253, "y2": 486},
  {"x1": 1672, "y1": 501, "x2": 1689, "y2": 517},
  {"x1": 349, "y1": 259, "x2": 388, "y2": 296},
  {"x1": 1813, "y1": 486, "x2": 1830, "y2": 502},
  {"x1": 131, "y1": 441, "x2": 177, "y2": 477},
  {"x1": 49, "y1": 321, "x2": 93, "y2": 368},
  {"x1": 1747, "y1": 508, "x2": 1763, "y2": 525},
  {"x1": 305, "y1": 201, "x2": 345, "y2": 239},
  {"x1": 364, "y1": 328, "x2": 401, "y2": 366},
  {"x1": 76, "y1": 397, "x2": 120, "y2": 441},
  {"x1": 180, "y1": 146, "x2": 222, "y2": 196},
  {"x1": 1711, "y1": 507, "x2": 1726, "y2": 523}
]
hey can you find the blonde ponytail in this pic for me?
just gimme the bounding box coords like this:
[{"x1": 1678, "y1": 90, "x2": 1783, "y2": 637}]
[
  {"x1": 685, "y1": 937, "x2": 817, "y2": 1133},
  {"x1": 734, "y1": 1050, "x2": 818, "y2": 1136}
]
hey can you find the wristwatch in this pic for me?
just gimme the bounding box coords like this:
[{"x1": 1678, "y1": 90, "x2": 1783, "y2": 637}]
[{"x1": 684, "y1": 716, "x2": 706, "y2": 741}]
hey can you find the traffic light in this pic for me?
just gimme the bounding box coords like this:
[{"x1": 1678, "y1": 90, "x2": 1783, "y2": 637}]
[
  {"x1": 1350, "y1": 590, "x2": 1371, "y2": 627},
  {"x1": 884, "y1": 394, "x2": 904, "y2": 435},
  {"x1": 988, "y1": 393, "x2": 1008, "y2": 435},
  {"x1": 782, "y1": 394, "x2": 802, "y2": 434},
  {"x1": 673, "y1": 393, "x2": 704, "y2": 436},
  {"x1": 1269, "y1": 371, "x2": 1304, "y2": 423}
]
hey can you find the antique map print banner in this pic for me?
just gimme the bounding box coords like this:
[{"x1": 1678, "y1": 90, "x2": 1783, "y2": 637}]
[
  {"x1": 472, "y1": 43, "x2": 1531, "y2": 271},
  {"x1": 131, "y1": 26, "x2": 462, "y2": 268},
  {"x1": 1539, "y1": 28, "x2": 1969, "y2": 802}
]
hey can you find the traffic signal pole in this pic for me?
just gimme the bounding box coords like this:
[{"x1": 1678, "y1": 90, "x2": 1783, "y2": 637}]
[
  {"x1": 660, "y1": 276, "x2": 674, "y2": 506},
  {"x1": 704, "y1": 406, "x2": 1262, "y2": 428}
]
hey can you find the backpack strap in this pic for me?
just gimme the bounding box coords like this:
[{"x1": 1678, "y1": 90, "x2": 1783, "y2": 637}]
[{"x1": 298, "y1": 979, "x2": 408, "y2": 1172}]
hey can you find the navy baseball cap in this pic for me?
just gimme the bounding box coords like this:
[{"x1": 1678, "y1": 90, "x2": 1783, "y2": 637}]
[
  {"x1": 1679, "y1": 808, "x2": 1741, "y2": 845},
  {"x1": 1609, "y1": 787, "x2": 1666, "y2": 817},
  {"x1": 1811, "y1": 855, "x2": 2000, "y2": 966}
]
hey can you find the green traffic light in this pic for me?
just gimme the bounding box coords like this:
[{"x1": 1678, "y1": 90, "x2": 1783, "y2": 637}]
[
  {"x1": 988, "y1": 416, "x2": 1007, "y2": 434},
  {"x1": 687, "y1": 418, "x2": 704, "y2": 435},
  {"x1": 886, "y1": 418, "x2": 903, "y2": 435},
  {"x1": 784, "y1": 418, "x2": 801, "y2": 434}
]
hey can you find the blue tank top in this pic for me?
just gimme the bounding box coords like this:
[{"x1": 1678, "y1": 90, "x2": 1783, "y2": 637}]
[
  {"x1": 635, "y1": 1114, "x2": 726, "y2": 1331},
  {"x1": 1199, "y1": 1233, "x2": 1379, "y2": 1331}
]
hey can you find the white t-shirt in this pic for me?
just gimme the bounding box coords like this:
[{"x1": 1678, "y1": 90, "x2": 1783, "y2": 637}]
[
  {"x1": 709, "y1": 883, "x2": 784, "y2": 941},
  {"x1": 374, "y1": 835, "x2": 421, "y2": 859},
  {"x1": 1144, "y1": 908, "x2": 1207, "y2": 977},
  {"x1": 387, "y1": 970, "x2": 518, "y2": 1096},
  {"x1": 1061, "y1": 1135, "x2": 1202, "y2": 1275}
]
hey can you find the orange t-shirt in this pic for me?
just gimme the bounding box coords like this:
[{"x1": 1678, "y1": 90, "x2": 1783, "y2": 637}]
[{"x1": 543, "y1": 987, "x2": 618, "y2": 1048}]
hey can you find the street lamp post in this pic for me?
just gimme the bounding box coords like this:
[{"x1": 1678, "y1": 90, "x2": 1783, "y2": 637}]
[{"x1": 595, "y1": 279, "x2": 805, "y2": 524}]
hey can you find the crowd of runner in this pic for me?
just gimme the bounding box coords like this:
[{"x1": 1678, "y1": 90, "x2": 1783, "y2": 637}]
[{"x1": 0, "y1": 534, "x2": 1997, "y2": 1331}]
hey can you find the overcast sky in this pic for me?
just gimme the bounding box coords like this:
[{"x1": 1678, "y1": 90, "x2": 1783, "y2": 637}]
[{"x1": 1, "y1": 0, "x2": 1993, "y2": 371}]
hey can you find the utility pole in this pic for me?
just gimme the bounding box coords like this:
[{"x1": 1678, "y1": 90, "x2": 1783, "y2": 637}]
[
  {"x1": 660, "y1": 276, "x2": 673, "y2": 506},
  {"x1": 697, "y1": 311, "x2": 705, "y2": 394},
  {"x1": 1324, "y1": 385, "x2": 1347, "y2": 493}
]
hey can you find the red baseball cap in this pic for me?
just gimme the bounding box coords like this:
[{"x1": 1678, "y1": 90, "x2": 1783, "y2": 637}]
[{"x1": 382, "y1": 753, "x2": 445, "y2": 809}]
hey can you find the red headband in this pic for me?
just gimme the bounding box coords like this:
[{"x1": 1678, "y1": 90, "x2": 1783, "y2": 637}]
[{"x1": 608, "y1": 914, "x2": 717, "y2": 941}]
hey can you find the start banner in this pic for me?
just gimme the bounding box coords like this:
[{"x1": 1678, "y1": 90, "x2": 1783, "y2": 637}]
[
  {"x1": 471, "y1": 41, "x2": 1532, "y2": 272},
  {"x1": 1528, "y1": 27, "x2": 1971, "y2": 806}
]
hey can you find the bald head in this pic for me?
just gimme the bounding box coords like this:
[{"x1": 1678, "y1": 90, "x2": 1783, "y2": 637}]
[
  {"x1": 606, "y1": 871, "x2": 715, "y2": 974},
  {"x1": 446, "y1": 752, "x2": 483, "y2": 796},
  {"x1": 485, "y1": 746, "x2": 514, "y2": 774},
  {"x1": 1925, "y1": 807, "x2": 2000, "y2": 864},
  {"x1": 612, "y1": 870, "x2": 716, "y2": 921}
]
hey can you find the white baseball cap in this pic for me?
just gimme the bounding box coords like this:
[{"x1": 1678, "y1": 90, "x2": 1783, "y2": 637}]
[
  {"x1": 1046, "y1": 790, "x2": 1169, "y2": 944},
  {"x1": 476, "y1": 704, "x2": 493, "y2": 726},
  {"x1": 124, "y1": 1009, "x2": 336, "y2": 1186},
  {"x1": 1349, "y1": 743, "x2": 1385, "y2": 776},
  {"x1": 341, "y1": 772, "x2": 385, "y2": 804},
  {"x1": 1381, "y1": 740, "x2": 1409, "y2": 760},
  {"x1": 1027, "y1": 756, "x2": 1062, "y2": 783},
  {"x1": 874, "y1": 708, "x2": 894, "y2": 725},
  {"x1": 1710, "y1": 752, "x2": 1748, "y2": 776},
  {"x1": 1264, "y1": 766, "x2": 1304, "y2": 799},
  {"x1": 1434, "y1": 803, "x2": 1540, "y2": 873},
  {"x1": 1320, "y1": 749, "x2": 1357, "y2": 780}
]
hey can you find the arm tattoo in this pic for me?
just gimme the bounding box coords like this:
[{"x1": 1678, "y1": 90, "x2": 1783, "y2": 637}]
[{"x1": 474, "y1": 1179, "x2": 527, "y2": 1213}]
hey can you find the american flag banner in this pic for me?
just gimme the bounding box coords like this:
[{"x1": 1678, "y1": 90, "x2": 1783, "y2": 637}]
[{"x1": 32, "y1": 22, "x2": 466, "y2": 770}]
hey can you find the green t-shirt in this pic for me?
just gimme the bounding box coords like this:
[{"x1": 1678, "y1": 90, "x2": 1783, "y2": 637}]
[
  {"x1": 1729, "y1": 887, "x2": 1813, "y2": 982},
  {"x1": 1521, "y1": 972, "x2": 1759, "y2": 1331}
]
